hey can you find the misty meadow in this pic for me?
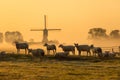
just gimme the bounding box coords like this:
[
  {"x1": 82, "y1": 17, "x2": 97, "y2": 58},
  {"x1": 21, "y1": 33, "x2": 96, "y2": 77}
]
[
  {"x1": 1, "y1": 30, "x2": 120, "y2": 80},
  {"x1": 0, "y1": 0, "x2": 120, "y2": 80},
  {"x1": 0, "y1": 28, "x2": 120, "y2": 80}
]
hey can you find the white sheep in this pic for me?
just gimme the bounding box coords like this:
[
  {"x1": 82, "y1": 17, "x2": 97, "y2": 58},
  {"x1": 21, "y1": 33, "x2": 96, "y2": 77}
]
[
  {"x1": 74, "y1": 43, "x2": 91, "y2": 56},
  {"x1": 44, "y1": 43, "x2": 56, "y2": 55},
  {"x1": 59, "y1": 44, "x2": 75, "y2": 55},
  {"x1": 55, "y1": 52, "x2": 69, "y2": 58},
  {"x1": 0, "y1": 51, "x2": 6, "y2": 59},
  {"x1": 103, "y1": 51, "x2": 116, "y2": 58},
  {"x1": 91, "y1": 47, "x2": 103, "y2": 57},
  {"x1": 28, "y1": 48, "x2": 45, "y2": 61}
]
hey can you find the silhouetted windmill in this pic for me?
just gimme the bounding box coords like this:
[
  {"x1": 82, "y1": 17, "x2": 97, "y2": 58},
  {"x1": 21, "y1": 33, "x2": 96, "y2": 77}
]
[{"x1": 30, "y1": 15, "x2": 61, "y2": 43}]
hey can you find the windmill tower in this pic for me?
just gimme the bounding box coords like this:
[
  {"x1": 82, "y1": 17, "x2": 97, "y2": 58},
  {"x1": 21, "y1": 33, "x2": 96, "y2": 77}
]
[{"x1": 30, "y1": 15, "x2": 61, "y2": 43}]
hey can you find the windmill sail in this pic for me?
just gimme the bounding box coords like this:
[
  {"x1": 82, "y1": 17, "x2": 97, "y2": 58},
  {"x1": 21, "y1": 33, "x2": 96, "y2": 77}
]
[
  {"x1": 30, "y1": 29, "x2": 44, "y2": 31},
  {"x1": 47, "y1": 29, "x2": 61, "y2": 31},
  {"x1": 30, "y1": 15, "x2": 61, "y2": 43}
]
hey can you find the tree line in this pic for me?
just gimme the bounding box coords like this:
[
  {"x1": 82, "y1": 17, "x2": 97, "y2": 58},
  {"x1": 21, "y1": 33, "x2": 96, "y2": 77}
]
[
  {"x1": 88, "y1": 28, "x2": 120, "y2": 40},
  {"x1": 0, "y1": 31, "x2": 24, "y2": 43},
  {"x1": 0, "y1": 28, "x2": 119, "y2": 44}
]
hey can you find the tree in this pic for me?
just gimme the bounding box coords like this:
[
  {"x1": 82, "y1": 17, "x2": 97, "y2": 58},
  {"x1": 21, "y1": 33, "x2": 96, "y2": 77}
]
[
  {"x1": 5, "y1": 31, "x2": 24, "y2": 43},
  {"x1": 109, "y1": 30, "x2": 120, "y2": 39},
  {"x1": 0, "y1": 32, "x2": 3, "y2": 43},
  {"x1": 88, "y1": 28, "x2": 108, "y2": 39}
]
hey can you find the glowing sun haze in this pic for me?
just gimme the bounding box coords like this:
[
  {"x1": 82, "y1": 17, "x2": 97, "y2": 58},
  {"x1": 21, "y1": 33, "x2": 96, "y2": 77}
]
[{"x1": 0, "y1": 0, "x2": 120, "y2": 44}]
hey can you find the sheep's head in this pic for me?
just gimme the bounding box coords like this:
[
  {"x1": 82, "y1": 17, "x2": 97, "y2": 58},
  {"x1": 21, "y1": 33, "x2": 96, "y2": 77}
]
[
  {"x1": 90, "y1": 44, "x2": 94, "y2": 48},
  {"x1": 74, "y1": 43, "x2": 78, "y2": 46},
  {"x1": 43, "y1": 43, "x2": 48, "y2": 46},
  {"x1": 28, "y1": 49, "x2": 32, "y2": 54},
  {"x1": 59, "y1": 44, "x2": 63, "y2": 47}
]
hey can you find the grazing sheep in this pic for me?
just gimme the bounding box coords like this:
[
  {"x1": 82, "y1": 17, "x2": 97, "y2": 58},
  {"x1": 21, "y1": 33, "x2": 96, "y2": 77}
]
[
  {"x1": 0, "y1": 51, "x2": 6, "y2": 55},
  {"x1": 59, "y1": 44, "x2": 75, "y2": 55},
  {"x1": 90, "y1": 45, "x2": 103, "y2": 57},
  {"x1": 28, "y1": 49, "x2": 45, "y2": 61},
  {"x1": 112, "y1": 52, "x2": 120, "y2": 56},
  {"x1": 109, "y1": 52, "x2": 116, "y2": 58},
  {"x1": 14, "y1": 41, "x2": 29, "y2": 54},
  {"x1": 0, "y1": 51, "x2": 6, "y2": 60},
  {"x1": 44, "y1": 43, "x2": 56, "y2": 55},
  {"x1": 74, "y1": 43, "x2": 91, "y2": 56},
  {"x1": 111, "y1": 48, "x2": 119, "y2": 56},
  {"x1": 103, "y1": 51, "x2": 116, "y2": 58},
  {"x1": 55, "y1": 52, "x2": 69, "y2": 58}
]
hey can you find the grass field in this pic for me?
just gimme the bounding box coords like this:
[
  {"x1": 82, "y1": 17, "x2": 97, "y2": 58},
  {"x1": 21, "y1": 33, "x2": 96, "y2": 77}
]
[{"x1": 0, "y1": 54, "x2": 120, "y2": 80}]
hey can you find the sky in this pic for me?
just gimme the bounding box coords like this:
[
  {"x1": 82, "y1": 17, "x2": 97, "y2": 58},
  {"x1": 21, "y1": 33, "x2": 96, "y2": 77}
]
[{"x1": 0, "y1": 0, "x2": 120, "y2": 44}]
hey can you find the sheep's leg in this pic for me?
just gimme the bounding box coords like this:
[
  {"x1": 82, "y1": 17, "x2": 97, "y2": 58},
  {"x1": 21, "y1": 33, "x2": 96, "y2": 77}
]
[
  {"x1": 28, "y1": 49, "x2": 29, "y2": 54},
  {"x1": 87, "y1": 51, "x2": 88, "y2": 56},
  {"x1": 79, "y1": 51, "x2": 81, "y2": 56},
  {"x1": 54, "y1": 50, "x2": 56, "y2": 55},
  {"x1": 53, "y1": 50, "x2": 55, "y2": 55},
  {"x1": 25, "y1": 49, "x2": 27, "y2": 55},
  {"x1": 86, "y1": 52, "x2": 87, "y2": 56},
  {"x1": 73, "y1": 51, "x2": 75, "y2": 55},
  {"x1": 89, "y1": 51, "x2": 91, "y2": 56},
  {"x1": 54, "y1": 49, "x2": 56, "y2": 53},
  {"x1": 47, "y1": 50, "x2": 50, "y2": 55},
  {"x1": 47, "y1": 50, "x2": 49, "y2": 55},
  {"x1": 87, "y1": 51, "x2": 90, "y2": 56},
  {"x1": 17, "y1": 49, "x2": 20, "y2": 54},
  {"x1": 98, "y1": 52, "x2": 102, "y2": 58}
]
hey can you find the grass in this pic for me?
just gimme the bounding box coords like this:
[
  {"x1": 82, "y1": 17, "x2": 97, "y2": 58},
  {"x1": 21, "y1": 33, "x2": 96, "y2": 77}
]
[{"x1": 0, "y1": 54, "x2": 120, "y2": 80}]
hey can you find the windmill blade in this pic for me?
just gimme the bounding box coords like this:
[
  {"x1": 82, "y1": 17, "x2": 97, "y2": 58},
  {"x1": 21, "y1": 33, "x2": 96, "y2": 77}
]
[
  {"x1": 47, "y1": 29, "x2": 61, "y2": 31},
  {"x1": 30, "y1": 29, "x2": 44, "y2": 31}
]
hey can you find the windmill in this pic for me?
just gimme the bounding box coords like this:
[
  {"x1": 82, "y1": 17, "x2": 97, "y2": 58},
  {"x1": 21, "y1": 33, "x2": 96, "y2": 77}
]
[{"x1": 30, "y1": 15, "x2": 61, "y2": 43}]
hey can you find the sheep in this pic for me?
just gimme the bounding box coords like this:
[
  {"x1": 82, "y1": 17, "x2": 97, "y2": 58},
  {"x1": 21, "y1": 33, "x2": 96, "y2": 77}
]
[
  {"x1": 108, "y1": 52, "x2": 116, "y2": 58},
  {"x1": 102, "y1": 51, "x2": 116, "y2": 58},
  {"x1": 74, "y1": 43, "x2": 91, "y2": 56},
  {"x1": 90, "y1": 45, "x2": 103, "y2": 57},
  {"x1": 111, "y1": 48, "x2": 119, "y2": 56},
  {"x1": 55, "y1": 52, "x2": 69, "y2": 58},
  {"x1": 0, "y1": 51, "x2": 6, "y2": 60},
  {"x1": 14, "y1": 41, "x2": 29, "y2": 54},
  {"x1": 59, "y1": 44, "x2": 75, "y2": 55},
  {"x1": 0, "y1": 51, "x2": 6, "y2": 55},
  {"x1": 28, "y1": 48, "x2": 45, "y2": 61},
  {"x1": 44, "y1": 43, "x2": 56, "y2": 55}
]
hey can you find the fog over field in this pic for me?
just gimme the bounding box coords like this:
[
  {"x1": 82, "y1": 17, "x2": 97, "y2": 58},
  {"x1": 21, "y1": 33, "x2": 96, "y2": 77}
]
[{"x1": 0, "y1": 0, "x2": 120, "y2": 54}]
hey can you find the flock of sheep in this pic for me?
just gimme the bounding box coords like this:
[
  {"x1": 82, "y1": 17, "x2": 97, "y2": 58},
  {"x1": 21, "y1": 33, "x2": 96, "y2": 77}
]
[
  {"x1": 0, "y1": 41, "x2": 118, "y2": 61},
  {"x1": 11, "y1": 41, "x2": 119, "y2": 60}
]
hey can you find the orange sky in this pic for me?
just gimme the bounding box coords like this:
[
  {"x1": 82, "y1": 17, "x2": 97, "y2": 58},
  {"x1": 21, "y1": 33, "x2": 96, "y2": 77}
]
[{"x1": 0, "y1": 0, "x2": 120, "y2": 44}]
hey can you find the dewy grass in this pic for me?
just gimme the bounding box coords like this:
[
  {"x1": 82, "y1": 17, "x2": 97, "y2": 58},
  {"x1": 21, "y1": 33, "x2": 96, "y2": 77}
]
[{"x1": 0, "y1": 54, "x2": 120, "y2": 80}]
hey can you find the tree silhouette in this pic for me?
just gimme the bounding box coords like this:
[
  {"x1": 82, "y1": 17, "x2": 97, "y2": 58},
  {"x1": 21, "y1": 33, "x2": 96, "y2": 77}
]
[
  {"x1": 88, "y1": 28, "x2": 108, "y2": 39},
  {"x1": 109, "y1": 30, "x2": 120, "y2": 39},
  {"x1": 0, "y1": 32, "x2": 3, "y2": 43},
  {"x1": 5, "y1": 31, "x2": 24, "y2": 43}
]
